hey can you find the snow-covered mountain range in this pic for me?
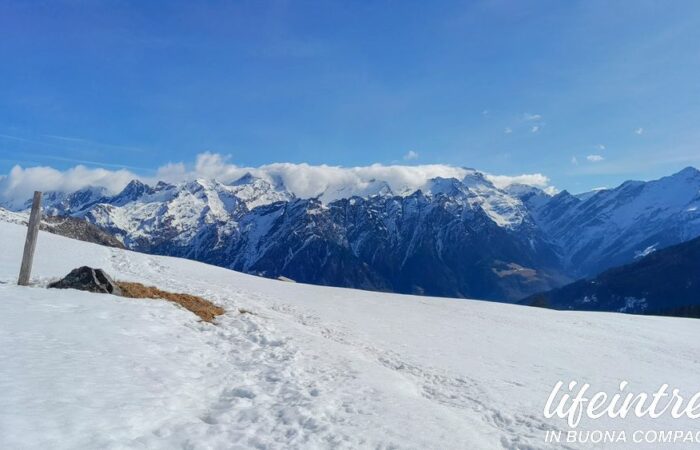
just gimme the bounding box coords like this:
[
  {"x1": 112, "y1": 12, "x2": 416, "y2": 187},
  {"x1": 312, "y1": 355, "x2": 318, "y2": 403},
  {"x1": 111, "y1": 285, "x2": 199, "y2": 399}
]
[
  {"x1": 520, "y1": 166, "x2": 700, "y2": 277},
  {"x1": 3, "y1": 166, "x2": 700, "y2": 301}
]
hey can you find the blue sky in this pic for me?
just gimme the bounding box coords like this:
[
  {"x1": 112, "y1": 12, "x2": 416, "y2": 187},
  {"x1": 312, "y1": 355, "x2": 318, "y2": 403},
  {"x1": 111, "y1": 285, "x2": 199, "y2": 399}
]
[{"x1": 1, "y1": 0, "x2": 699, "y2": 193}]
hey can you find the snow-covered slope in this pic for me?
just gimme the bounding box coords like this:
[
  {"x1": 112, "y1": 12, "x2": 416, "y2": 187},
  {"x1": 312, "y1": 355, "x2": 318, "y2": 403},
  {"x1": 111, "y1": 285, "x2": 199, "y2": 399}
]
[
  {"x1": 0, "y1": 206, "x2": 28, "y2": 225},
  {"x1": 1, "y1": 221, "x2": 699, "y2": 449}
]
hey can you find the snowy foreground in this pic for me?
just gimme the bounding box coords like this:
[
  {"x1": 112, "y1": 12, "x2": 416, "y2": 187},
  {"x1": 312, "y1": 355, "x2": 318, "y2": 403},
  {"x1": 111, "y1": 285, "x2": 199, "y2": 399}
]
[{"x1": 1, "y1": 222, "x2": 699, "y2": 449}]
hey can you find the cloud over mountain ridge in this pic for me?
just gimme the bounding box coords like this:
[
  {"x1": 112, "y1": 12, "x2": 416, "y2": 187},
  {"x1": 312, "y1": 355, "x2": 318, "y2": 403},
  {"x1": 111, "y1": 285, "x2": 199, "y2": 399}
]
[{"x1": 0, "y1": 152, "x2": 554, "y2": 208}]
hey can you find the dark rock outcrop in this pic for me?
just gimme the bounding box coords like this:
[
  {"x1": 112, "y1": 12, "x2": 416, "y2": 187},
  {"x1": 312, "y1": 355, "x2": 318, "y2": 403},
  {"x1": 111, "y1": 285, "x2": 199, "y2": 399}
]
[
  {"x1": 49, "y1": 266, "x2": 122, "y2": 295},
  {"x1": 41, "y1": 216, "x2": 125, "y2": 249}
]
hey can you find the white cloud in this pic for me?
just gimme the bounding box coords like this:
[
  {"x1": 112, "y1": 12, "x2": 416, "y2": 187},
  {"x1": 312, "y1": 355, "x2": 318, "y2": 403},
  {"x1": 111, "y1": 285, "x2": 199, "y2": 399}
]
[
  {"x1": 0, "y1": 165, "x2": 135, "y2": 209},
  {"x1": 0, "y1": 152, "x2": 559, "y2": 206},
  {"x1": 531, "y1": 125, "x2": 540, "y2": 133},
  {"x1": 485, "y1": 173, "x2": 551, "y2": 189},
  {"x1": 155, "y1": 161, "x2": 187, "y2": 181},
  {"x1": 523, "y1": 113, "x2": 542, "y2": 121},
  {"x1": 571, "y1": 156, "x2": 579, "y2": 165},
  {"x1": 597, "y1": 144, "x2": 606, "y2": 150},
  {"x1": 635, "y1": 127, "x2": 644, "y2": 135},
  {"x1": 504, "y1": 127, "x2": 512, "y2": 134},
  {"x1": 403, "y1": 150, "x2": 419, "y2": 161},
  {"x1": 586, "y1": 154, "x2": 605, "y2": 162},
  {"x1": 184, "y1": 157, "x2": 557, "y2": 196}
]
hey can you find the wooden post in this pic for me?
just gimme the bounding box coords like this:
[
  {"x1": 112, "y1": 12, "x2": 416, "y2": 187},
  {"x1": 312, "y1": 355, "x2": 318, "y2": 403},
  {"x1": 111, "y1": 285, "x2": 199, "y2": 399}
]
[{"x1": 18, "y1": 191, "x2": 42, "y2": 286}]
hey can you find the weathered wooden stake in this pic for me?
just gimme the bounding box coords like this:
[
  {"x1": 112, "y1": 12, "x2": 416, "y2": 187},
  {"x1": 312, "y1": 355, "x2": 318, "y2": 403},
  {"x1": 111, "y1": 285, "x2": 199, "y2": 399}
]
[{"x1": 18, "y1": 191, "x2": 42, "y2": 286}]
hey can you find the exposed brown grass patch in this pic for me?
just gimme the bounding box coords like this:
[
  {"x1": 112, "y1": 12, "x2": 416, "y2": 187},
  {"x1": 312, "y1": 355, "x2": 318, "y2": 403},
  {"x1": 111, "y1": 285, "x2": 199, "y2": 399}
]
[{"x1": 116, "y1": 281, "x2": 224, "y2": 322}]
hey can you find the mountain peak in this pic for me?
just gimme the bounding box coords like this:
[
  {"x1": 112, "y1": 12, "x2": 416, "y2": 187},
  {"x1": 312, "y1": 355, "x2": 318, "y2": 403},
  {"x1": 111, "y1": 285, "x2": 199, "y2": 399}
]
[
  {"x1": 231, "y1": 172, "x2": 259, "y2": 186},
  {"x1": 319, "y1": 178, "x2": 392, "y2": 203},
  {"x1": 121, "y1": 179, "x2": 149, "y2": 193},
  {"x1": 227, "y1": 174, "x2": 291, "y2": 210},
  {"x1": 125, "y1": 179, "x2": 147, "y2": 188},
  {"x1": 673, "y1": 166, "x2": 700, "y2": 179},
  {"x1": 155, "y1": 181, "x2": 174, "y2": 191},
  {"x1": 422, "y1": 177, "x2": 466, "y2": 197},
  {"x1": 111, "y1": 179, "x2": 155, "y2": 206},
  {"x1": 504, "y1": 183, "x2": 546, "y2": 197},
  {"x1": 461, "y1": 170, "x2": 495, "y2": 189}
]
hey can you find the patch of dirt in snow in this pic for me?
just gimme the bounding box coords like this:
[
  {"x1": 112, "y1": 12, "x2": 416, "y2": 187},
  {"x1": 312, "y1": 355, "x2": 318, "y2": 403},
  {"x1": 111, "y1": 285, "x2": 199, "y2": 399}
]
[{"x1": 117, "y1": 281, "x2": 224, "y2": 322}]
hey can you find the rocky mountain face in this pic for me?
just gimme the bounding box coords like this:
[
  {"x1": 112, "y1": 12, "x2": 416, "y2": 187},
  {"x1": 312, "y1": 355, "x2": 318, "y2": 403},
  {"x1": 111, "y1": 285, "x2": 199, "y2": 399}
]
[
  {"x1": 42, "y1": 216, "x2": 125, "y2": 249},
  {"x1": 4, "y1": 166, "x2": 699, "y2": 303},
  {"x1": 521, "y1": 235, "x2": 700, "y2": 318},
  {"x1": 516, "y1": 167, "x2": 700, "y2": 277},
  {"x1": 224, "y1": 192, "x2": 565, "y2": 300}
]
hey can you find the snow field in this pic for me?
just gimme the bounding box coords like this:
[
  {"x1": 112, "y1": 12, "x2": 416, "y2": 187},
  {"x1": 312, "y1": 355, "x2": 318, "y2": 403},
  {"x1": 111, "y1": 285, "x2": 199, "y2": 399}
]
[{"x1": 1, "y1": 222, "x2": 699, "y2": 449}]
